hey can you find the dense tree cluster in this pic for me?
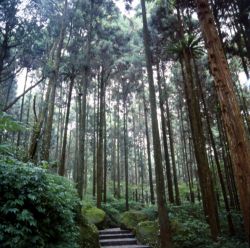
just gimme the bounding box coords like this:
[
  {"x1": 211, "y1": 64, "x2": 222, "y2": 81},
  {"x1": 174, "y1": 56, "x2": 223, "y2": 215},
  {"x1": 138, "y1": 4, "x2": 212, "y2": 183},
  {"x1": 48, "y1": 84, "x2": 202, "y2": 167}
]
[{"x1": 0, "y1": 0, "x2": 250, "y2": 247}]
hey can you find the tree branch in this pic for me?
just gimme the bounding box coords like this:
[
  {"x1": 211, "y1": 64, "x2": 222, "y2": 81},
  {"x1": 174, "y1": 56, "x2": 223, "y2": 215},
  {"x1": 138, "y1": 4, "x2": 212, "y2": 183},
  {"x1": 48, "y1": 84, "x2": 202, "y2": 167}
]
[{"x1": 2, "y1": 77, "x2": 45, "y2": 112}]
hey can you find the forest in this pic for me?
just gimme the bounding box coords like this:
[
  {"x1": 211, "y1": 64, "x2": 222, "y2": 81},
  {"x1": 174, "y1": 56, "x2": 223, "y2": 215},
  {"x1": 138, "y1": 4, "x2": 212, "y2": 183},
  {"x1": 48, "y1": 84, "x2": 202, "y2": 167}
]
[{"x1": 0, "y1": 0, "x2": 250, "y2": 247}]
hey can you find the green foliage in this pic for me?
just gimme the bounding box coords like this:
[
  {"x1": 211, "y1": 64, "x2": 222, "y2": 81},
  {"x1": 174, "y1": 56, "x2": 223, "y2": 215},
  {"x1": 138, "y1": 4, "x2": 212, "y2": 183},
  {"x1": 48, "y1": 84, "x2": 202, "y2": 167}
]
[
  {"x1": 79, "y1": 223, "x2": 100, "y2": 248},
  {"x1": 168, "y1": 34, "x2": 204, "y2": 58},
  {"x1": 0, "y1": 162, "x2": 81, "y2": 248},
  {"x1": 0, "y1": 112, "x2": 25, "y2": 133},
  {"x1": 172, "y1": 218, "x2": 211, "y2": 248},
  {"x1": 0, "y1": 112, "x2": 26, "y2": 157},
  {"x1": 136, "y1": 220, "x2": 160, "y2": 248},
  {"x1": 141, "y1": 205, "x2": 158, "y2": 221}
]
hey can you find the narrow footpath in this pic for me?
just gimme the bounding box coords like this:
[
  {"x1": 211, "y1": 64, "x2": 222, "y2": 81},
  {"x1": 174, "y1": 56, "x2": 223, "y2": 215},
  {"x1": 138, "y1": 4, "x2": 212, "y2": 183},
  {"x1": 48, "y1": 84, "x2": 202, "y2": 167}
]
[{"x1": 99, "y1": 228, "x2": 150, "y2": 248}]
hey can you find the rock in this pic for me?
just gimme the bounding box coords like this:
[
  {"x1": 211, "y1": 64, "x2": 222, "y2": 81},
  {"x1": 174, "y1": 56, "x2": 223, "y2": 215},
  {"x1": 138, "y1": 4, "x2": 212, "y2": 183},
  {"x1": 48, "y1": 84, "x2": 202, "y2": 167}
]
[
  {"x1": 79, "y1": 223, "x2": 100, "y2": 248},
  {"x1": 136, "y1": 220, "x2": 160, "y2": 248},
  {"x1": 120, "y1": 211, "x2": 148, "y2": 231},
  {"x1": 83, "y1": 207, "x2": 106, "y2": 229},
  {"x1": 103, "y1": 207, "x2": 121, "y2": 227}
]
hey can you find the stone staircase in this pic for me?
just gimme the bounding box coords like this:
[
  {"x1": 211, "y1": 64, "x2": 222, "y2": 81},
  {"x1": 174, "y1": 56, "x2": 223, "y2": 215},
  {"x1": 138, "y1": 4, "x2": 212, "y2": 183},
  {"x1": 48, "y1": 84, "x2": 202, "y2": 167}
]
[{"x1": 99, "y1": 228, "x2": 150, "y2": 248}]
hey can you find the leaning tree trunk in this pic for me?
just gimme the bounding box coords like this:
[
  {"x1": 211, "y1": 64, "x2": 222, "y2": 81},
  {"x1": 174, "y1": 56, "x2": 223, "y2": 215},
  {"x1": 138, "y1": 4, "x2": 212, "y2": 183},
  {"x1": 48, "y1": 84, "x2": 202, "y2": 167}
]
[
  {"x1": 196, "y1": 0, "x2": 250, "y2": 242},
  {"x1": 140, "y1": 0, "x2": 172, "y2": 247},
  {"x1": 28, "y1": 80, "x2": 52, "y2": 160}
]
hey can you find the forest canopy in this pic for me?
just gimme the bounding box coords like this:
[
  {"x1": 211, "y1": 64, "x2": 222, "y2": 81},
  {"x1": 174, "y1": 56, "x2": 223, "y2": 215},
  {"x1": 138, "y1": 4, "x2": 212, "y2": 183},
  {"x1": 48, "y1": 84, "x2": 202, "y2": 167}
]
[{"x1": 0, "y1": 0, "x2": 250, "y2": 247}]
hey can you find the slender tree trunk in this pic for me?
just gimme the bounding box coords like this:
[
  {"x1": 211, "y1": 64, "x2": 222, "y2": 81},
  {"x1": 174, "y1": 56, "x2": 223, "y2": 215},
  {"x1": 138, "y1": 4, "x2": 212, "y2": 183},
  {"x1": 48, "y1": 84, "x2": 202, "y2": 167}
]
[
  {"x1": 123, "y1": 95, "x2": 129, "y2": 211},
  {"x1": 177, "y1": 4, "x2": 220, "y2": 238},
  {"x1": 117, "y1": 96, "x2": 121, "y2": 199},
  {"x1": 196, "y1": 0, "x2": 250, "y2": 242},
  {"x1": 96, "y1": 69, "x2": 105, "y2": 208},
  {"x1": 41, "y1": 0, "x2": 68, "y2": 161},
  {"x1": 193, "y1": 59, "x2": 235, "y2": 235},
  {"x1": 103, "y1": 101, "x2": 107, "y2": 203},
  {"x1": 58, "y1": 75, "x2": 74, "y2": 176},
  {"x1": 140, "y1": 0, "x2": 172, "y2": 246},
  {"x1": 17, "y1": 68, "x2": 28, "y2": 147},
  {"x1": 156, "y1": 64, "x2": 174, "y2": 204},
  {"x1": 180, "y1": 53, "x2": 220, "y2": 239},
  {"x1": 165, "y1": 96, "x2": 181, "y2": 205},
  {"x1": 132, "y1": 115, "x2": 139, "y2": 202},
  {"x1": 142, "y1": 84, "x2": 155, "y2": 205},
  {"x1": 92, "y1": 85, "x2": 97, "y2": 197},
  {"x1": 112, "y1": 125, "x2": 117, "y2": 197},
  {"x1": 73, "y1": 96, "x2": 79, "y2": 182}
]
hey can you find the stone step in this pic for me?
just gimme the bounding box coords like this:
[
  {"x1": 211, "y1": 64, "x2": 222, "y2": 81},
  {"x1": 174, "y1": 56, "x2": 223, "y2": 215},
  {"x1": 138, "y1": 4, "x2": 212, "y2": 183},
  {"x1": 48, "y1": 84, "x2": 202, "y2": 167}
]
[
  {"x1": 99, "y1": 233, "x2": 134, "y2": 239},
  {"x1": 99, "y1": 228, "x2": 130, "y2": 235},
  {"x1": 101, "y1": 246, "x2": 150, "y2": 248},
  {"x1": 100, "y1": 238, "x2": 137, "y2": 246}
]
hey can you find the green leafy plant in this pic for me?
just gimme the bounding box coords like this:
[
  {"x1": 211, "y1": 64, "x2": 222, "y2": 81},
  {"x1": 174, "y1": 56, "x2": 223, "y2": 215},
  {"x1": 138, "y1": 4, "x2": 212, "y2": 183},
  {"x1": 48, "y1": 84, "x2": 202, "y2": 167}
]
[
  {"x1": 0, "y1": 112, "x2": 25, "y2": 133},
  {"x1": 0, "y1": 163, "x2": 81, "y2": 248}
]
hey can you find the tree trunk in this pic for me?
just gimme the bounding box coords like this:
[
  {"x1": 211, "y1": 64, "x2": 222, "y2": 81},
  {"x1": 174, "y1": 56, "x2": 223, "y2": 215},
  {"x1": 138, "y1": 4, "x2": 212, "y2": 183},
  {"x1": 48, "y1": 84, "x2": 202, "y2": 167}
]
[
  {"x1": 17, "y1": 68, "x2": 28, "y2": 147},
  {"x1": 180, "y1": 53, "x2": 220, "y2": 239},
  {"x1": 41, "y1": 0, "x2": 68, "y2": 161},
  {"x1": 166, "y1": 96, "x2": 181, "y2": 205},
  {"x1": 117, "y1": 96, "x2": 121, "y2": 199},
  {"x1": 92, "y1": 85, "x2": 97, "y2": 197},
  {"x1": 96, "y1": 69, "x2": 105, "y2": 208},
  {"x1": 161, "y1": 63, "x2": 181, "y2": 205},
  {"x1": 103, "y1": 101, "x2": 107, "y2": 203},
  {"x1": 196, "y1": 0, "x2": 250, "y2": 242},
  {"x1": 140, "y1": 0, "x2": 172, "y2": 246},
  {"x1": 123, "y1": 96, "x2": 129, "y2": 211},
  {"x1": 193, "y1": 58, "x2": 235, "y2": 235},
  {"x1": 142, "y1": 84, "x2": 155, "y2": 205},
  {"x1": 58, "y1": 75, "x2": 74, "y2": 176},
  {"x1": 156, "y1": 63, "x2": 174, "y2": 204}
]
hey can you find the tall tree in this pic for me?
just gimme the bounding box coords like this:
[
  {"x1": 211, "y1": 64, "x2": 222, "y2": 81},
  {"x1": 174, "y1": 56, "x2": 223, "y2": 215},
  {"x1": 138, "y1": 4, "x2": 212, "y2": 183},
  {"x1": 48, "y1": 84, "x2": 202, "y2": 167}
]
[
  {"x1": 140, "y1": 0, "x2": 172, "y2": 247},
  {"x1": 196, "y1": 0, "x2": 250, "y2": 242}
]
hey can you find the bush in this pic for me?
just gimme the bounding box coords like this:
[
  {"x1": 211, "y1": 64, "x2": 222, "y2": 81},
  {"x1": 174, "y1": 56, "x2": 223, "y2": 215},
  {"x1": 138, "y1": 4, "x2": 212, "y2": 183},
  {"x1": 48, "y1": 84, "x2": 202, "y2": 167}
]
[
  {"x1": 172, "y1": 219, "x2": 211, "y2": 248},
  {"x1": 136, "y1": 220, "x2": 160, "y2": 248},
  {"x1": 141, "y1": 205, "x2": 158, "y2": 221},
  {"x1": 0, "y1": 163, "x2": 81, "y2": 248},
  {"x1": 79, "y1": 223, "x2": 99, "y2": 248}
]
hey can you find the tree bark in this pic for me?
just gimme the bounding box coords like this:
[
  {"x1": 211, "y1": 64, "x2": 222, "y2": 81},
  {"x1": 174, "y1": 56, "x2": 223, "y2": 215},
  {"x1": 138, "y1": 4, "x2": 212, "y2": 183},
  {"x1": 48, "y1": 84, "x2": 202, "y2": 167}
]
[
  {"x1": 41, "y1": 0, "x2": 68, "y2": 161},
  {"x1": 96, "y1": 68, "x2": 105, "y2": 208},
  {"x1": 142, "y1": 84, "x2": 155, "y2": 205},
  {"x1": 156, "y1": 63, "x2": 174, "y2": 204},
  {"x1": 141, "y1": 0, "x2": 172, "y2": 246},
  {"x1": 58, "y1": 75, "x2": 74, "y2": 176},
  {"x1": 196, "y1": 0, "x2": 250, "y2": 242},
  {"x1": 17, "y1": 68, "x2": 29, "y2": 147}
]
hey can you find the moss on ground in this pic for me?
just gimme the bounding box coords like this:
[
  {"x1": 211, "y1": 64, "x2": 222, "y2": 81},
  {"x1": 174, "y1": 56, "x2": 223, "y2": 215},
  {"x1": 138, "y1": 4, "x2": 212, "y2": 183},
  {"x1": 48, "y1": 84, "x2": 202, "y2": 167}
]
[
  {"x1": 120, "y1": 210, "x2": 148, "y2": 231},
  {"x1": 79, "y1": 223, "x2": 100, "y2": 248},
  {"x1": 83, "y1": 207, "x2": 106, "y2": 229}
]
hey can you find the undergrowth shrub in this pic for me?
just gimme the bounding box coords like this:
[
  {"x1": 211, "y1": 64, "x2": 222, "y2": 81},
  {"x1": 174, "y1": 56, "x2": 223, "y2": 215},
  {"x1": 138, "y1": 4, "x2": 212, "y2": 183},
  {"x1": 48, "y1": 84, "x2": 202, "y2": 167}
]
[{"x1": 0, "y1": 162, "x2": 81, "y2": 248}]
